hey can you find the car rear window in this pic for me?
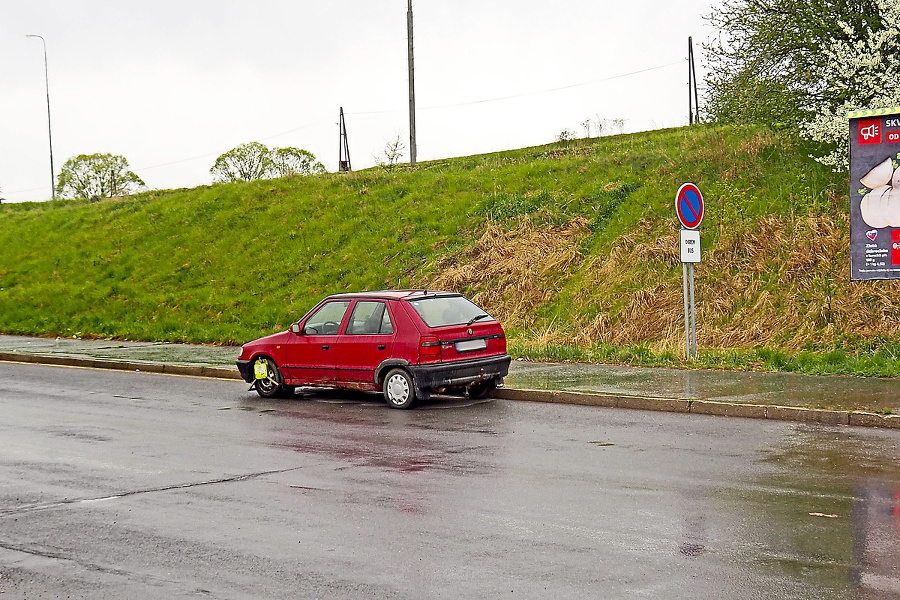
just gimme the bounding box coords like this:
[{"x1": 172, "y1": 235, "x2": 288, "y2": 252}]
[{"x1": 407, "y1": 295, "x2": 494, "y2": 328}]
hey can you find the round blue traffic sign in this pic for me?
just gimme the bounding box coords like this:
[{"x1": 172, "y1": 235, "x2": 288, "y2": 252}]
[{"x1": 676, "y1": 183, "x2": 704, "y2": 229}]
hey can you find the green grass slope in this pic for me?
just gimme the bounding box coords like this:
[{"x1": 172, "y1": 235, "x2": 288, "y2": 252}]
[{"x1": 2, "y1": 124, "x2": 900, "y2": 375}]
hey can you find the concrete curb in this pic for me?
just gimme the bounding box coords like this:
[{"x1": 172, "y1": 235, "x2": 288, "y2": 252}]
[
  {"x1": 495, "y1": 387, "x2": 900, "y2": 430},
  {"x1": 2, "y1": 353, "x2": 898, "y2": 429},
  {"x1": 0, "y1": 352, "x2": 242, "y2": 381}
]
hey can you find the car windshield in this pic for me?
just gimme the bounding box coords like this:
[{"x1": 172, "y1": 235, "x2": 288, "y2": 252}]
[{"x1": 407, "y1": 295, "x2": 494, "y2": 327}]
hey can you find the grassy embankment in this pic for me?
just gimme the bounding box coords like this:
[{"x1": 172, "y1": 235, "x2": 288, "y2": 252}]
[{"x1": 2, "y1": 124, "x2": 900, "y2": 376}]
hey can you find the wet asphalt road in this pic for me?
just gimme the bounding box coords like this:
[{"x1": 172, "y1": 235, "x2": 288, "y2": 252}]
[{"x1": 2, "y1": 362, "x2": 900, "y2": 599}]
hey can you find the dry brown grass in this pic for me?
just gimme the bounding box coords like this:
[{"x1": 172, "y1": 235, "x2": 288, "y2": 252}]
[
  {"x1": 419, "y1": 218, "x2": 591, "y2": 332},
  {"x1": 600, "y1": 214, "x2": 900, "y2": 350},
  {"x1": 737, "y1": 131, "x2": 777, "y2": 156},
  {"x1": 418, "y1": 213, "x2": 900, "y2": 352}
]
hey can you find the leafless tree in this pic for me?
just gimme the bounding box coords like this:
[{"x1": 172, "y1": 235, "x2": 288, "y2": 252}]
[
  {"x1": 556, "y1": 128, "x2": 576, "y2": 143},
  {"x1": 376, "y1": 135, "x2": 407, "y2": 170}
]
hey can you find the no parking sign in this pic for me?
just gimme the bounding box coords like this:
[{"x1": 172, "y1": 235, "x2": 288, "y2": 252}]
[
  {"x1": 676, "y1": 183, "x2": 704, "y2": 229},
  {"x1": 675, "y1": 183, "x2": 703, "y2": 359}
]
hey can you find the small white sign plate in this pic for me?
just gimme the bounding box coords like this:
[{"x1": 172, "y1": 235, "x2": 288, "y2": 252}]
[{"x1": 680, "y1": 229, "x2": 701, "y2": 263}]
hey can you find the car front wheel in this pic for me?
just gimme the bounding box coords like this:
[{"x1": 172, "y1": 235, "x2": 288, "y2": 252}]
[
  {"x1": 253, "y1": 356, "x2": 285, "y2": 398},
  {"x1": 383, "y1": 369, "x2": 416, "y2": 409}
]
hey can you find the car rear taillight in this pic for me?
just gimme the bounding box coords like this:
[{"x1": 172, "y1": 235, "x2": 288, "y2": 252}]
[{"x1": 419, "y1": 335, "x2": 441, "y2": 356}]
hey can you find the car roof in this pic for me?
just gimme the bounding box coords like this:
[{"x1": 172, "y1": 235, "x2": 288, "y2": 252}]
[{"x1": 324, "y1": 289, "x2": 461, "y2": 302}]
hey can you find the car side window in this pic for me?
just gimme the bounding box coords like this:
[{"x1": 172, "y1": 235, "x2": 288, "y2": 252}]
[
  {"x1": 380, "y1": 307, "x2": 394, "y2": 334},
  {"x1": 302, "y1": 301, "x2": 351, "y2": 335},
  {"x1": 346, "y1": 301, "x2": 394, "y2": 335}
]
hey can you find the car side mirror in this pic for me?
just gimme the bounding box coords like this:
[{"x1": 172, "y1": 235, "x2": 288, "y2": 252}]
[{"x1": 290, "y1": 323, "x2": 301, "y2": 335}]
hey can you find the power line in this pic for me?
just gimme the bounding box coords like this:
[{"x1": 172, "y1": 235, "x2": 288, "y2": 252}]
[
  {"x1": 136, "y1": 118, "x2": 333, "y2": 172},
  {"x1": 138, "y1": 60, "x2": 683, "y2": 176},
  {"x1": 429, "y1": 60, "x2": 685, "y2": 109},
  {"x1": 346, "y1": 59, "x2": 684, "y2": 116}
]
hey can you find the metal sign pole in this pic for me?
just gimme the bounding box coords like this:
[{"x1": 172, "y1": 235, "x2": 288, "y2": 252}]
[
  {"x1": 683, "y1": 262, "x2": 690, "y2": 358},
  {"x1": 689, "y1": 262, "x2": 697, "y2": 358}
]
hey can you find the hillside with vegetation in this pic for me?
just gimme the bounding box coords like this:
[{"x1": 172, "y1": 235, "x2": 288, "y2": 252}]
[{"x1": 2, "y1": 124, "x2": 900, "y2": 376}]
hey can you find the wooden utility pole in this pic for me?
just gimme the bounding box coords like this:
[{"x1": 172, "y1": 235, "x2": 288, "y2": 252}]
[
  {"x1": 338, "y1": 107, "x2": 351, "y2": 172},
  {"x1": 688, "y1": 37, "x2": 700, "y2": 124},
  {"x1": 407, "y1": 0, "x2": 417, "y2": 167}
]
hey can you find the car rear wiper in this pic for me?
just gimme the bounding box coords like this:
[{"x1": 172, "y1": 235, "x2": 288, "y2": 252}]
[{"x1": 467, "y1": 314, "x2": 491, "y2": 325}]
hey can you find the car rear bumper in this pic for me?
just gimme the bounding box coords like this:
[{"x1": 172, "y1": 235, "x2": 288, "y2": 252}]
[
  {"x1": 409, "y1": 354, "x2": 511, "y2": 391},
  {"x1": 237, "y1": 359, "x2": 252, "y2": 382}
]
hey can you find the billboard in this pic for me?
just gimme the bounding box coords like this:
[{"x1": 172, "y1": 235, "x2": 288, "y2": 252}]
[{"x1": 849, "y1": 107, "x2": 900, "y2": 280}]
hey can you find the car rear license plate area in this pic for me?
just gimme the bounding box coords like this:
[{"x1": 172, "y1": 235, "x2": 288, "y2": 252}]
[{"x1": 455, "y1": 339, "x2": 487, "y2": 352}]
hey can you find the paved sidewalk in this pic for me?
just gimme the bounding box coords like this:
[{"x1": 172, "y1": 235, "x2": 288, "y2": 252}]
[
  {"x1": 504, "y1": 360, "x2": 900, "y2": 413},
  {"x1": 1, "y1": 334, "x2": 898, "y2": 427}
]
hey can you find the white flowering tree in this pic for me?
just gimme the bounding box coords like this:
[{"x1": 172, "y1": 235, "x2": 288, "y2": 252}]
[
  {"x1": 705, "y1": 0, "x2": 900, "y2": 169},
  {"x1": 704, "y1": 0, "x2": 883, "y2": 127},
  {"x1": 801, "y1": 0, "x2": 900, "y2": 170}
]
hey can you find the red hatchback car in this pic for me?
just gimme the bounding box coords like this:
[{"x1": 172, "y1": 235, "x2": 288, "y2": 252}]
[{"x1": 237, "y1": 290, "x2": 511, "y2": 409}]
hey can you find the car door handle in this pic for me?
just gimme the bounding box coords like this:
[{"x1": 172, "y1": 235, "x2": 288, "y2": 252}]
[
  {"x1": 322, "y1": 345, "x2": 330, "y2": 350},
  {"x1": 377, "y1": 344, "x2": 386, "y2": 350}
]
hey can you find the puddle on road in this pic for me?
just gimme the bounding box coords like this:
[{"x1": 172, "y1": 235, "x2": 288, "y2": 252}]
[{"x1": 726, "y1": 426, "x2": 900, "y2": 598}]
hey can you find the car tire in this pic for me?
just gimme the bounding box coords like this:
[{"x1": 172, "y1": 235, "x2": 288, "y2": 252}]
[
  {"x1": 467, "y1": 380, "x2": 497, "y2": 399},
  {"x1": 253, "y1": 356, "x2": 285, "y2": 399},
  {"x1": 383, "y1": 368, "x2": 416, "y2": 409}
]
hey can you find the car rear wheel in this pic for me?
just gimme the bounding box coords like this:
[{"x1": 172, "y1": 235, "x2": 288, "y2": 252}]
[
  {"x1": 253, "y1": 356, "x2": 285, "y2": 398},
  {"x1": 383, "y1": 368, "x2": 416, "y2": 409},
  {"x1": 467, "y1": 380, "x2": 497, "y2": 399}
]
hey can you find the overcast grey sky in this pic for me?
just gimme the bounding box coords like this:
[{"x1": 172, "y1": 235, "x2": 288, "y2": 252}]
[{"x1": 1, "y1": 1, "x2": 715, "y2": 203}]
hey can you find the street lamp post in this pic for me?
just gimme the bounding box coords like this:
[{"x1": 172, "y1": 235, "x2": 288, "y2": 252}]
[{"x1": 26, "y1": 34, "x2": 56, "y2": 200}]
